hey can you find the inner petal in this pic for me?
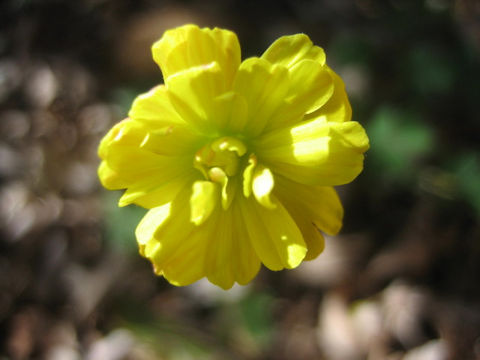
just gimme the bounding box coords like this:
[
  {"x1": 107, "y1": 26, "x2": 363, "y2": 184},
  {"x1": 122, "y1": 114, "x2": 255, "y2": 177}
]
[{"x1": 193, "y1": 136, "x2": 248, "y2": 209}]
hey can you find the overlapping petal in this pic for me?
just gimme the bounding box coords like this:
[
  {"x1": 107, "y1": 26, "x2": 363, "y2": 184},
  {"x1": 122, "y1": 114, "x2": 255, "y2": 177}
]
[
  {"x1": 304, "y1": 68, "x2": 352, "y2": 123},
  {"x1": 205, "y1": 204, "x2": 261, "y2": 289},
  {"x1": 262, "y1": 34, "x2": 326, "y2": 69},
  {"x1": 152, "y1": 24, "x2": 241, "y2": 87},
  {"x1": 239, "y1": 196, "x2": 307, "y2": 271},
  {"x1": 98, "y1": 118, "x2": 197, "y2": 208},
  {"x1": 233, "y1": 57, "x2": 289, "y2": 136}
]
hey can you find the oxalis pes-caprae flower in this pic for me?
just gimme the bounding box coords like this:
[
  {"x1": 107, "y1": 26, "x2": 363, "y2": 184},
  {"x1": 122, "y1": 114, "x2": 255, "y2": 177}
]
[{"x1": 98, "y1": 24, "x2": 369, "y2": 290}]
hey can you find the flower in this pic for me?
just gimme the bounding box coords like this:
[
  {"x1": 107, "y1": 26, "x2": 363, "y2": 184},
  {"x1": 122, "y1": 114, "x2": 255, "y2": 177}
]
[{"x1": 98, "y1": 24, "x2": 369, "y2": 289}]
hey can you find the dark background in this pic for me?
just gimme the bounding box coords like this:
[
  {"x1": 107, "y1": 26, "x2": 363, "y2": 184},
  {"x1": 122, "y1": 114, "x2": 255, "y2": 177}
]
[{"x1": 1, "y1": 0, "x2": 480, "y2": 359}]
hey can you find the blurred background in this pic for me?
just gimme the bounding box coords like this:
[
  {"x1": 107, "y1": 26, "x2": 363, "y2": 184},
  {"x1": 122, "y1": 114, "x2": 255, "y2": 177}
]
[{"x1": 1, "y1": 0, "x2": 480, "y2": 359}]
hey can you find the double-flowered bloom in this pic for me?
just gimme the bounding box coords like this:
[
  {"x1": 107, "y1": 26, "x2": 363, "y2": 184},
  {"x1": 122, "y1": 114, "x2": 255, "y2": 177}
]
[{"x1": 98, "y1": 25, "x2": 369, "y2": 289}]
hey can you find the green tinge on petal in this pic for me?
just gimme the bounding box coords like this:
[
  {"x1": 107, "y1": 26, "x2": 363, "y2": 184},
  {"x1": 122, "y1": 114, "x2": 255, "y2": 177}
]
[
  {"x1": 166, "y1": 62, "x2": 226, "y2": 132},
  {"x1": 212, "y1": 92, "x2": 248, "y2": 133},
  {"x1": 262, "y1": 34, "x2": 326, "y2": 69},
  {"x1": 252, "y1": 165, "x2": 276, "y2": 209},
  {"x1": 190, "y1": 180, "x2": 218, "y2": 225},
  {"x1": 233, "y1": 57, "x2": 289, "y2": 136},
  {"x1": 240, "y1": 197, "x2": 307, "y2": 271}
]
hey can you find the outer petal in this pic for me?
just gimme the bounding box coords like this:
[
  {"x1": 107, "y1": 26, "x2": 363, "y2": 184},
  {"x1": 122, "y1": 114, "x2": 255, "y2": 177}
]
[
  {"x1": 294, "y1": 218, "x2": 326, "y2": 261},
  {"x1": 98, "y1": 118, "x2": 196, "y2": 208},
  {"x1": 255, "y1": 119, "x2": 370, "y2": 186},
  {"x1": 118, "y1": 171, "x2": 195, "y2": 208},
  {"x1": 285, "y1": 59, "x2": 334, "y2": 115},
  {"x1": 263, "y1": 60, "x2": 335, "y2": 133},
  {"x1": 304, "y1": 68, "x2": 352, "y2": 123},
  {"x1": 261, "y1": 34, "x2": 326, "y2": 69},
  {"x1": 152, "y1": 24, "x2": 241, "y2": 88},
  {"x1": 275, "y1": 177, "x2": 343, "y2": 236},
  {"x1": 205, "y1": 205, "x2": 261, "y2": 289},
  {"x1": 275, "y1": 179, "x2": 343, "y2": 261},
  {"x1": 98, "y1": 161, "x2": 128, "y2": 190},
  {"x1": 233, "y1": 57, "x2": 289, "y2": 136},
  {"x1": 136, "y1": 188, "x2": 210, "y2": 286},
  {"x1": 239, "y1": 197, "x2": 307, "y2": 271}
]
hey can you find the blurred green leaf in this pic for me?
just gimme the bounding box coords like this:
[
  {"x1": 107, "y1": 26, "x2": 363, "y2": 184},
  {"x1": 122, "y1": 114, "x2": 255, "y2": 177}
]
[
  {"x1": 407, "y1": 45, "x2": 457, "y2": 96},
  {"x1": 453, "y1": 153, "x2": 480, "y2": 214},
  {"x1": 327, "y1": 34, "x2": 373, "y2": 66},
  {"x1": 109, "y1": 87, "x2": 140, "y2": 116},
  {"x1": 367, "y1": 105, "x2": 434, "y2": 182},
  {"x1": 102, "y1": 191, "x2": 146, "y2": 253},
  {"x1": 238, "y1": 292, "x2": 274, "y2": 348}
]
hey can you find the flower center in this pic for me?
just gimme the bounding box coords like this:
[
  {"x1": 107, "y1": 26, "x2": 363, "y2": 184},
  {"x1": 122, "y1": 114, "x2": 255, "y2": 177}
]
[{"x1": 194, "y1": 137, "x2": 247, "y2": 182}]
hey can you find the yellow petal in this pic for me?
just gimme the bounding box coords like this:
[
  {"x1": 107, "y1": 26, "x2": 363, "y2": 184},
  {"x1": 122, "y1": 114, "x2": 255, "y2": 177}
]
[
  {"x1": 137, "y1": 188, "x2": 213, "y2": 286},
  {"x1": 233, "y1": 57, "x2": 289, "y2": 136},
  {"x1": 190, "y1": 180, "x2": 219, "y2": 225},
  {"x1": 152, "y1": 24, "x2": 241, "y2": 87},
  {"x1": 166, "y1": 62, "x2": 226, "y2": 132},
  {"x1": 139, "y1": 124, "x2": 202, "y2": 156},
  {"x1": 97, "y1": 161, "x2": 128, "y2": 190},
  {"x1": 263, "y1": 60, "x2": 335, "y2": 133},
  {"x1": 98, "y1": 119, "x2": 141, "y2": 160},
  {"x1": 103, "y1": 142, "x2": 190, "y2": 183},
  {"x1": 256, "y1": 119, "x2": 369, "y2": 185},
  {"x1": 230, "y1": 202, "x2": 262, "y2": 285},
  {"x1": 136, "y1": 203, "x2": 172, "y2": 248},
  {"x1": 279, "y1": 201, "x2": 326, "y2": 261},
  {"x1": 205, "y1": 206, "x2": 261, "y2": 289},
  {"x1": 239, "y1": 197, "x2": 307, "y2": 271},
  {"x1": 128, "y1": 85, "x2": 184, "y2": 126},
  {"x1": 119, "y1": 173, "x2": 194, "y2": 208},
  {"x1": 275, "y1": 178, "x2": 343, "y2": 236},
  {"x1": 261, "y1": 34, "x2": 326, "y2": 69},
  {"x1": 298, "y1": 221, "x2": 326, "y2": 261},
  {"x1": 304, "y1": 68, "x2": 352, "y2": 123},
  {"x1": 210, "y1": 91, "x2": 248, "y2": 133},
  {"x1": 285, "y1": 59, "x2": 334, "y2": 115}
]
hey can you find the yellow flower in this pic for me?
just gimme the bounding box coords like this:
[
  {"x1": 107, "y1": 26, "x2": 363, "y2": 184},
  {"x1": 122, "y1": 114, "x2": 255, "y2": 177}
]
[{"x1": 98, "y1": 25, "x2": 369, "y2": 289}]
